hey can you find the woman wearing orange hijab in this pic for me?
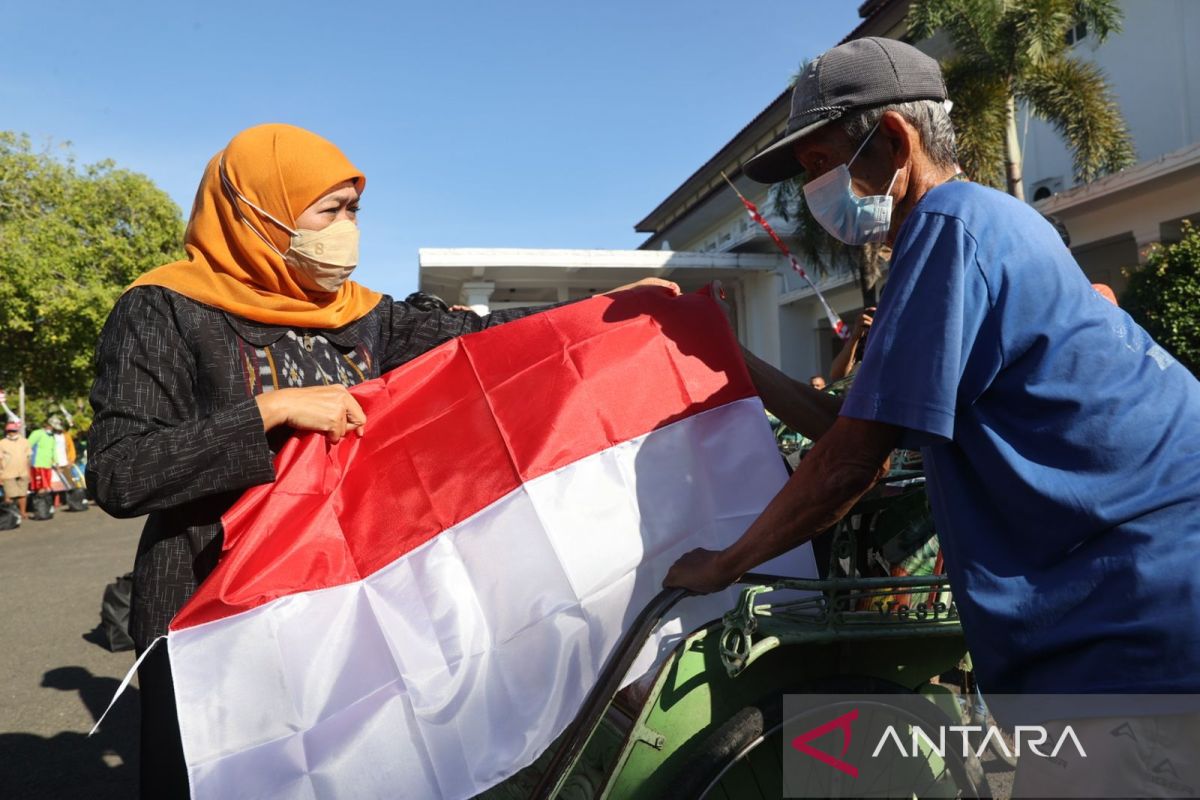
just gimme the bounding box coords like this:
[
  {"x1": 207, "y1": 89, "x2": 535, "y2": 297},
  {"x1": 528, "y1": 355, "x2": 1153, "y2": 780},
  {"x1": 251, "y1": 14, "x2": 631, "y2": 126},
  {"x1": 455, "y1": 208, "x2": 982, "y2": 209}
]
[{"x1": 87, "y1": 123, "x2": 675, "y2": 797}]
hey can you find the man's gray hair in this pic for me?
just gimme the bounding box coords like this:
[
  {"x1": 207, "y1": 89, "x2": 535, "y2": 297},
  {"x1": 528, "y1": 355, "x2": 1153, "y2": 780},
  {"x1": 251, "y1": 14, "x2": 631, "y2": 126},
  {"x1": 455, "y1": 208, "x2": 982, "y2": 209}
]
[{"x1": 840, "y1": 99, "x2": 959, "y2": 169}]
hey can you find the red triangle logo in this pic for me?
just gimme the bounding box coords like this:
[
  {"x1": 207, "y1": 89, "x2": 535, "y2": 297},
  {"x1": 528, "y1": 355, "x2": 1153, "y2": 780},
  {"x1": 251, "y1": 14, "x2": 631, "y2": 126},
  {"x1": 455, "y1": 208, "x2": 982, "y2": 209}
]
[{"x1": 790, "y1": 708, "x2": 859, "y2": 778}]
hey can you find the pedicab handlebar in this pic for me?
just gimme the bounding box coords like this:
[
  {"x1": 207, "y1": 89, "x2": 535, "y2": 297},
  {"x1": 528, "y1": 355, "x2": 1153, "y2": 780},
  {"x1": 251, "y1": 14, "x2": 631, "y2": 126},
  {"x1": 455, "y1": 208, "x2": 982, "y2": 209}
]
[
  {"x1": 530, "y1": 572, "x2": 787, "y2": 800},
  {"x1": 531, "y1": 584, "x2": 689, "y2": 799}
]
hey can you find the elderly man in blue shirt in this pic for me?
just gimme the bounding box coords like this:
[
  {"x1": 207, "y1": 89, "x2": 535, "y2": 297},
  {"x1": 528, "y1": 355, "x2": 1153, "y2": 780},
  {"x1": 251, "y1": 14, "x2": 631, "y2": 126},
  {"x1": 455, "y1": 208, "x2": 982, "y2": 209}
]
[{"x1": 665, "y1": 37, "x2": 1200, "y2": 797}]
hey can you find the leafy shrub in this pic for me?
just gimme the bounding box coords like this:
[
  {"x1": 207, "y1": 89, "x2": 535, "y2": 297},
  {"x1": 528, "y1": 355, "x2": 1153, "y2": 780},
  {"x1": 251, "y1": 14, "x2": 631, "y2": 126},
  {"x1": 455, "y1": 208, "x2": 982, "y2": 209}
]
[{"x1": 1122, "y1": 221, "x2": 1200, "y2": 376}]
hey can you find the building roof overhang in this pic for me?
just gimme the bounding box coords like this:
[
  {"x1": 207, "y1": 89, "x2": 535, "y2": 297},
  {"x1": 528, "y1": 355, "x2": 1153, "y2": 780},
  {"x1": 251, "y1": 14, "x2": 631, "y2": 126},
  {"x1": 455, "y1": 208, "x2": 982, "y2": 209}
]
[
  {"x1": 419, "y1": 247, "x2": 783, "y2": 271},
  {"x1": 418, "y1": 248, "x2": 786, "y2": 297},
  {"x1": 1035, "y1": 140, "x2": 1200, "y2": 217},
  {"x1": 841, "y1": 0, "x2": 908, "y2": 44}
]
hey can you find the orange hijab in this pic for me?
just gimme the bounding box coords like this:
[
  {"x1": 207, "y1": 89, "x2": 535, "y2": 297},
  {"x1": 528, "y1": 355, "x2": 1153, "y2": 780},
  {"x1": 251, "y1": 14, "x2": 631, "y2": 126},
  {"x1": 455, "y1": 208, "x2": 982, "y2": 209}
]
[{"x1": 131, "y1": 124, "x2": 382, "y2": 328}]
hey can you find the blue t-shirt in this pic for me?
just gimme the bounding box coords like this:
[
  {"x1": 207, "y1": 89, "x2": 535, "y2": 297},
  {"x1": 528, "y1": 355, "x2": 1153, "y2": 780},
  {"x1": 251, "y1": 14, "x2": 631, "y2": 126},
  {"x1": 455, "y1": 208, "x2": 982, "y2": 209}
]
[{"x1": 842, "y1": 180, "x2": 1200, "y2": 694}]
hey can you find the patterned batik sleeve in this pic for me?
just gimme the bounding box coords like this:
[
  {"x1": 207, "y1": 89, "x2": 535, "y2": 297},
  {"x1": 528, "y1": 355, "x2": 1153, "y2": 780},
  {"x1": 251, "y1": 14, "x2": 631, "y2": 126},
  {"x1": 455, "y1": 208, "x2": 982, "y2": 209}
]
[
  {"x1": 378, "y1": 301, "x2": 548, "y2": 372},
  {"x1": 86, "y1": 287, "x2": 277, "y2": 517}
]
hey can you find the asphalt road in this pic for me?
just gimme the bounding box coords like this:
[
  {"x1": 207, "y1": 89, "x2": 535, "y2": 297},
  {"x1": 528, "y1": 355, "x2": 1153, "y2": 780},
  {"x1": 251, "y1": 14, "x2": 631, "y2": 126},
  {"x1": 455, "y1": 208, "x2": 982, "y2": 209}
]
[{"x1": 0, "y1": 505, "x2": 142, "y2": 799}]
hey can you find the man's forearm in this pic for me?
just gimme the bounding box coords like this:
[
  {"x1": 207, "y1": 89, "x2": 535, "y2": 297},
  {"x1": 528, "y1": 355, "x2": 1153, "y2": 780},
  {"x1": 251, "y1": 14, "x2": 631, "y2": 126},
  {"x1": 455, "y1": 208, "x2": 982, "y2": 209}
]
[
  {"x1": 828, "y1": 338, "x2": 859, "y2": 382},
  {"x1": 741, "y1": 347, "x2": 841, "y2": 440},
  {"x1": 715, "y1": 441, "x2": 888, "y2": 578},
  {"x1": 664, "y1": 417, "x2": 902, "y2": 593}
]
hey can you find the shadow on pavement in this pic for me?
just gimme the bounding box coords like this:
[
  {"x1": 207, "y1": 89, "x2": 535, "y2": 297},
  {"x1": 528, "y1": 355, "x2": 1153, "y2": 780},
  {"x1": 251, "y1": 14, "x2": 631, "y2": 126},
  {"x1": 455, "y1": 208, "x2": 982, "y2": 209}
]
[
  {"x1": 81, "y1": 625, "x2": 131, "y2": 653},
  {"x1": 0, "y1": 667, "x2": 139, "y2": 799}
]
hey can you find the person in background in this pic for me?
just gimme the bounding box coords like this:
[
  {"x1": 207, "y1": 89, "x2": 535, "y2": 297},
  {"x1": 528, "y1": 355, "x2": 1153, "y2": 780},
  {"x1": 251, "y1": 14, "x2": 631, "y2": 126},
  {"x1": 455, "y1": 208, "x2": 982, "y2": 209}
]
[
  {"x1": 50, "y1": 416, "x2": 76, "y2": 502},
  {"x1": 403, "y1": 290, "x2": 475, "y2": 314},
  {"x1": 808, "y1": 374, "x2": 826, "y2": 391},
  {"x1": 0, "y1": 420, "x2": 32, "y2": 519},
  {"x1": 1091, "y1": 282, "x2": 1118, "y2": 306},
  {"x1": 27, "y1": 419, "x2": 56, "y2": 502},
  {"x1": 828, "y1": 307, "x2": 874, "y2": 382}
]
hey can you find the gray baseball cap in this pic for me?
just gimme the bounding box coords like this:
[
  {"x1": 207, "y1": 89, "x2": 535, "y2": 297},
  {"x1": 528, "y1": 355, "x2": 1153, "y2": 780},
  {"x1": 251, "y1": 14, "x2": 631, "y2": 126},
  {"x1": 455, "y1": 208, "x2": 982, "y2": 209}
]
[{"x1": 744, "y1": 37, "x2": 947, "y2": 184}]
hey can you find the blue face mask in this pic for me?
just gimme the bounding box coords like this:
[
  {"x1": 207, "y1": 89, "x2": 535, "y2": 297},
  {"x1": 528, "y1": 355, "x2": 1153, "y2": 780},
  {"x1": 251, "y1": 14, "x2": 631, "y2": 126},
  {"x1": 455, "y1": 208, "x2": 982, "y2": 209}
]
[{"x1": 802, "y1": 122, "x2": 900, "y2": 245}]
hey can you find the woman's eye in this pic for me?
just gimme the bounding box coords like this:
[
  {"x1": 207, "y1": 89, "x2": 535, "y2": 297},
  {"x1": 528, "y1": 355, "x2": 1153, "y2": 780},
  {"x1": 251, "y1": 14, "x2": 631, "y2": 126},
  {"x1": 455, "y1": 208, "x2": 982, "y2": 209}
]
[{"x1": 348, "y1": 205, "x2": 360, "y2": 214}]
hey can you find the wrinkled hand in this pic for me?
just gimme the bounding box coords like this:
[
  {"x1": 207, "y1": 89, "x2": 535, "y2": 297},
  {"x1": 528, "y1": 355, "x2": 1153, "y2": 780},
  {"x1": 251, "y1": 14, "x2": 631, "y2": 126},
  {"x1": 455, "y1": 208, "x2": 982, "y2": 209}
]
[
  {"x1": 602, "y1": 277, "x2": 681, "y2": 297},
  {"x1": 663, "y1": 547, "x2": 737, "y2": 595},
  {"x1": 853, "y1": 307, "x2": 875, "y2": 341},
  {"x1": 256, "y1": 384, "x2": 367, "y2": 443}
]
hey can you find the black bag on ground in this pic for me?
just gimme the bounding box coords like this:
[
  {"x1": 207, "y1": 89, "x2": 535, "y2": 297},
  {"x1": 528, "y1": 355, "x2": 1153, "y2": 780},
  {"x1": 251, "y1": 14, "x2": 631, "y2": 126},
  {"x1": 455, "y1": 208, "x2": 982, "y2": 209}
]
[
  {"x1": 101, "y1": 573, "x2": 135, "y2": 652},
  {"x1": 54, "y1": 467, "x2": 88, "y2": 512},
  {"x1": 0, "y1": 502, "x2": 20, "y2": 531},
  {"x1": 64, "y1": 487, "x2": 88, "y2": 512},
  {"x1": 29, "y1": 493, "x2": 53, "y2": 521}
]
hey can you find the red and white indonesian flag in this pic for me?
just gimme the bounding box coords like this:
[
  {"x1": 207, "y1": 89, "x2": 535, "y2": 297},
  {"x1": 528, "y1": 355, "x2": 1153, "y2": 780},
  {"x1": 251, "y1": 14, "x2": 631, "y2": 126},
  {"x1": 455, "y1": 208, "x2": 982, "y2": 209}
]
[{"x1": 167, "y1": 289, "x2": 815, "y2": 798}]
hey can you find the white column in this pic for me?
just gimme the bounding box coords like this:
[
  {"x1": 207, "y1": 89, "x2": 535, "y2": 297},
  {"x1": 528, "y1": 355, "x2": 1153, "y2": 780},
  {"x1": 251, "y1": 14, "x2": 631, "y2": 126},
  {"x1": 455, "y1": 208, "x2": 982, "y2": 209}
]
[
  {"x1": 462, "y1": 281, "x2": 495, "y2": 315},
  {"x1": 741, "y1": 272, "x2": 782, "y2": 368}
]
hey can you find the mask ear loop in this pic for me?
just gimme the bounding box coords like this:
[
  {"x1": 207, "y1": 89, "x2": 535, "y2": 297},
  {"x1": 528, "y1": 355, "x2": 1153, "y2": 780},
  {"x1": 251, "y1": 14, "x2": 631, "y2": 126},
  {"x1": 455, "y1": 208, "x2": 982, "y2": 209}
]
[
  {"x1": 218, "y1": 158, "x2": 294, "y2": 258},
  {"x1": 849, "y1": 120, "x2": 902, "y2": 199},
  {"x1": 884, "y1": 163, "x2": 901, "y2": 196},
  {"x1": 847, "y1": 119, "x2": 882, "y2": 168}
]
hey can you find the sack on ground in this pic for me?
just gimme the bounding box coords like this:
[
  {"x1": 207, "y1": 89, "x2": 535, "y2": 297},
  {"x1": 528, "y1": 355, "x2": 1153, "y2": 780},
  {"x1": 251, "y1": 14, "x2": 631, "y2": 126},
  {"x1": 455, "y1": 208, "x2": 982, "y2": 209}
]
[
  {"x1": 29, "y1": 493, "x2": 53, "y2": 521},
  {"x1": 100, "y1": 573, "x2": 135, "y2": 652},
  {"x1": 64, "y1": 488, "x2": 88, "y2": 512},
  {"x1": 0, "y1": 503, "x2": 20, "y2": 531}
]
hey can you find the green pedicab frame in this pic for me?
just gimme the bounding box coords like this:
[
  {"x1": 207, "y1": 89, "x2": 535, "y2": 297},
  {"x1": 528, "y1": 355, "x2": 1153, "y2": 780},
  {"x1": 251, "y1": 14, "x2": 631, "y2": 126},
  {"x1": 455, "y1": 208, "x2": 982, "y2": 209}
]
[{"x1": 521, "y1": 476, "x2": 980, "y2": 800}]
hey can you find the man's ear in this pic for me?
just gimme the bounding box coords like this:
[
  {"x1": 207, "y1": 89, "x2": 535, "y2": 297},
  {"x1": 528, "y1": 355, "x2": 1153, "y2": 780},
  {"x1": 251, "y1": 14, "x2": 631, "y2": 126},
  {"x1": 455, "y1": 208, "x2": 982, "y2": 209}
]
[{"x1": 879, "y1": 110, "x2": 914, "y2": 170}]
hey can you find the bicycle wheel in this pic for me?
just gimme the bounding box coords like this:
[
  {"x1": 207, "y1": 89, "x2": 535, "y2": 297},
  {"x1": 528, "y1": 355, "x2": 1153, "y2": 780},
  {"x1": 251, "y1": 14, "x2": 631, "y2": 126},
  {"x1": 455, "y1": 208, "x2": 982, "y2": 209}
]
[{"x1": 666, "y1": 677, "x2": 987, "y2": 800}]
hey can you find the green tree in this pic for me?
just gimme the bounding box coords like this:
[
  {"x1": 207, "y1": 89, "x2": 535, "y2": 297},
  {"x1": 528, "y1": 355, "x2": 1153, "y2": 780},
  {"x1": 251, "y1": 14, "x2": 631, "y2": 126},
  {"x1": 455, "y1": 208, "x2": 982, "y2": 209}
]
[
  {"x1": 0, "y1": 132, "x2": 184, "y2": 414},
  {"x1": 908, "y1": 0, "x2": 1136, "y2": 197},
  {"x1": 1122, "y1": 222, "x2": 1200, "y2": 376}
]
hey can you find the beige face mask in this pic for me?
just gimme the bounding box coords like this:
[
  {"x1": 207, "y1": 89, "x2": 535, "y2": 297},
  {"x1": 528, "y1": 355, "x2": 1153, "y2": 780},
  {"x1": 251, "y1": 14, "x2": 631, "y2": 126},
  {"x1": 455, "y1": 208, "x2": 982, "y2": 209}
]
[
  {"x1": 220, "y1": 160, "x2": 360, "y2": 293},
  {"x1": 285, "y1": 220, "x2": 359, "y2": 292}
]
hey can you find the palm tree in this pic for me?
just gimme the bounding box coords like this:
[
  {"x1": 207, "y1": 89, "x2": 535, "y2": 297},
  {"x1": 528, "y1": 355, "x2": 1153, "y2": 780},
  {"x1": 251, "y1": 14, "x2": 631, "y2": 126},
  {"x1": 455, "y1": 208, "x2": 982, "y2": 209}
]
[{"x1": 908, "y1": 0, "x2": 1135, "y2": 198}]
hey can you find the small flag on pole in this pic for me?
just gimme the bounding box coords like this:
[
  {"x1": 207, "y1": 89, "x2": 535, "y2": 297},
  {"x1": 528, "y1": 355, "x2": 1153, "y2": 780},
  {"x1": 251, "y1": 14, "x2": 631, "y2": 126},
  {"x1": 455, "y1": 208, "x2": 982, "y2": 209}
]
[{"x1": 721, "y1": 172, "x2": 849, "y2": 340}]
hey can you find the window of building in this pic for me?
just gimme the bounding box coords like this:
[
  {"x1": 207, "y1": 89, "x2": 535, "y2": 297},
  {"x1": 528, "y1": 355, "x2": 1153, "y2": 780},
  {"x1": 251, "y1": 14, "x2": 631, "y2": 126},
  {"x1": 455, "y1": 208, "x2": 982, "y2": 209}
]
[
  {"x1": 1065, "y1": 20, "x2": 1088, "y2": 46},
  {"x1": 1031, "y1": 177, "x2": 1063, "y2": 203}
]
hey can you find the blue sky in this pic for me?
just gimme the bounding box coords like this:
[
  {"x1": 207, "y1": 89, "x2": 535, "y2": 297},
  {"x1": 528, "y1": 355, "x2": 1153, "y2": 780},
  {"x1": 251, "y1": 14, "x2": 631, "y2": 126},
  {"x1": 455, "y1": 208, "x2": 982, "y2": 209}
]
[{"x1": 5, "y1": 1, "x2": 860, "y2": 297}]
